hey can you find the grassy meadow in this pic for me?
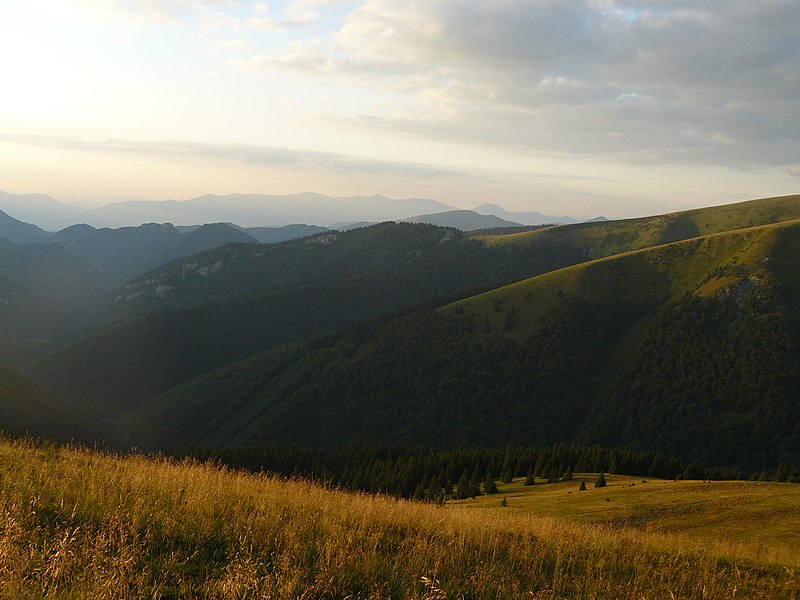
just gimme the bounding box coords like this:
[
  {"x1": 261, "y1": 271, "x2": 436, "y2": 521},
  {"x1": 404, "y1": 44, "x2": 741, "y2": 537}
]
[
  {"x1": 1, "y1": 437, "x2": 798, "y2": 599},
  {"x1": 453, "y1": 473, "x2": 800, "y2": 569}
]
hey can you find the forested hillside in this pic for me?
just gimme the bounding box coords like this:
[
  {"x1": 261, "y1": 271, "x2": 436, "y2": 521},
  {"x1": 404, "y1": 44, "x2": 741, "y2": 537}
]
[
  {"x1": 0, "y1": 241, "x2": 100, "y2": 366},
  {"x1": 0, "y1": 364, "x2": 103, "y2": 443},
  {"x1": 121, "y1": 219, "x2": 800, "y2": 467}
]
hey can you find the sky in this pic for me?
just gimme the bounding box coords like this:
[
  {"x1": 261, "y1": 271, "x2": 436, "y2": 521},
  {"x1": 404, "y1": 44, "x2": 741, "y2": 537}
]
[{"x1": 0, "y1": 0, "x2": 798, "y2": 219}]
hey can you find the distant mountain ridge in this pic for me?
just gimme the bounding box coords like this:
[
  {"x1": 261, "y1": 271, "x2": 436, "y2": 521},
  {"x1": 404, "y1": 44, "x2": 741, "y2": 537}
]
[
  {"x1": 0, "y1": 190, "x2": 586, "y2": 231},
  {"x1": 235, "y1": 224, "x2": 330, "y2": 244},
  {"x1": 0, "y1": 191, "x2": 462, "y2": 230},
  {"x1": 472, "y1": 203, "x2": 578, "y2": 226},
  {"x1": 49, "y1": 222, "x2": 258, "y2": 287},
  {"x1": 0, "y1": 192, "x2": 88, "y2": 231},
  {"x1": 0, "y1": 209, "x2": 50, "y2": 243}
]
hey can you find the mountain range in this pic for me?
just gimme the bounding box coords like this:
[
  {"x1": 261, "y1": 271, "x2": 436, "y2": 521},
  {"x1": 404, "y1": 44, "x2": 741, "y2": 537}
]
[
  {"x1": 0, "y1": 191, "x2": 579, "y2": 231},
  {"x1": 0, "y1": 192, "x2": 798, "y2": 472}
]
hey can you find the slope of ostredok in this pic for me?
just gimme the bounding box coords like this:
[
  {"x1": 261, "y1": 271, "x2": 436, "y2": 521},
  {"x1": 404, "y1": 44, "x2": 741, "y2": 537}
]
[
  {"x1": 477, "y1": 193, "x2": 800, "y2": 261},
  {"x1": 444, "y1": 219, "x2": 799, "y2": 342}
]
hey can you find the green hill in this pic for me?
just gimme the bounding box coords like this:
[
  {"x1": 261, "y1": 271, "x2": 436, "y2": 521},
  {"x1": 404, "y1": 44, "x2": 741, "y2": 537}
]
[
  {"x1": 445, "y1": 218, "x2": 799, "y2": 340},
  {"x1": 119, "y1": 219, "x2": 800, "y2": 468}
]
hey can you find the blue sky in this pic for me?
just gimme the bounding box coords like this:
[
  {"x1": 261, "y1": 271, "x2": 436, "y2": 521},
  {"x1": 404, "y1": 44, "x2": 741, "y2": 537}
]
[{"x1": 1, "y1": 0, "x2": 798, "y2": 218}]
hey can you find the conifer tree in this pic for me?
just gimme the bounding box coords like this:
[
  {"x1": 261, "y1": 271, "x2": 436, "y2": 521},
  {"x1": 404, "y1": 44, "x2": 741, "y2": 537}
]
[
  {"x1": 524, "y1": 468, "x2": 536, "y2": 486},
  {"x1": 469, "y1": 463, "x2": 482, "y2": 498},
  {"x1": 501, "y1": 449, "x2": 513, "y2": 483},
  {"x1": 456, "y1": 470, "x2": 470, "y2": 499},
  {"x1": 595, "y1": 472, "x2": 607, "y2": 488},
  {"x1": 484, "y1": 470, "x2": 499, "y2": 495},
  {"x1": 547, "y1": 466, "x2": 560, "y2": 483}
]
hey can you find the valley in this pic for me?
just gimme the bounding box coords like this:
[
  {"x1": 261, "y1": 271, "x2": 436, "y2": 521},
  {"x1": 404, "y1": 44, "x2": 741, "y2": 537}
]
[{"x1": 0, "y1": 192, "x2": 798, "y2": 597}]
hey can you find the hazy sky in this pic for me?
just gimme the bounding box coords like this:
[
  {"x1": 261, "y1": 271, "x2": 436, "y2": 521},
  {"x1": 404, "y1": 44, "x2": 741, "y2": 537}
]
[{"x1": 1, "y1": 0, "x2": 798, "y2": 218}]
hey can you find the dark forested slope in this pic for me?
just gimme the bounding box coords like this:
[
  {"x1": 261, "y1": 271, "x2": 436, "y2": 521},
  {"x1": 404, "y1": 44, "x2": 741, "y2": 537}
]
[
  {"x1": 27, "y1": 223, "x2": 560, "y2": 418},
  {"x1": 0, "y1": 364, "x2": 105, "y2": 443}
]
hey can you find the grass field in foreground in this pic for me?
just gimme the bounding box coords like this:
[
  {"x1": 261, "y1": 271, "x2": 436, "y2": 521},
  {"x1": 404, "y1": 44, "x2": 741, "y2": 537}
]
[
  {"x1": 0, "y1": 438, "x2": 797, "y2": 599},
  {"x1": 452, "y1": 473, "x2": 800, "y2": 569}
]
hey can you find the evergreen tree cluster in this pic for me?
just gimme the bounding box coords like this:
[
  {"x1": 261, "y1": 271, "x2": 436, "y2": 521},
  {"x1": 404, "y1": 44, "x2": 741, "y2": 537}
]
[
  {"x1": 591, "y1": 293, "x2": 800, "y2": 466},
  {"x1": 184, "y1": 443, "x2": 798, "y2": 502}
]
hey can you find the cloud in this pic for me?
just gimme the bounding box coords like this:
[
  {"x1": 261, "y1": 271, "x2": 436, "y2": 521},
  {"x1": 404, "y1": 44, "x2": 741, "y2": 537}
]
[
  {"x1": 233, "y1": 0, "x2": 800, "y2": 169},
  {"x1": 0, "y1": 131, "x2": 462, "y2": 178},
  {"x1": 329, "y1": 158, "x2": 463, "y2": 178}
]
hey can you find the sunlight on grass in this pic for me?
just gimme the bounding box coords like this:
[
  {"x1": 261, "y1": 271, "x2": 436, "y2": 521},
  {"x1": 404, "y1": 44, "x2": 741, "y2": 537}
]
[{"x1": 1, "y1": 438, "x2": 797, "y2": 598}]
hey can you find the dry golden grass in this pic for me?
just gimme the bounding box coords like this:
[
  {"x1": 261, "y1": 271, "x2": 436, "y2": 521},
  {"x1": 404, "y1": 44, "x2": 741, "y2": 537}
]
[{"x1": 0, "y1": 437, "x2": 797, "y2": 599}]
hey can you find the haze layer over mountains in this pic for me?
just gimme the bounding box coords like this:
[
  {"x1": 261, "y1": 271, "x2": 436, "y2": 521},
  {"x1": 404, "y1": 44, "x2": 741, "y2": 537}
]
[{"x1": 0, "y1": 191, "x2": 585, "y2": 232}]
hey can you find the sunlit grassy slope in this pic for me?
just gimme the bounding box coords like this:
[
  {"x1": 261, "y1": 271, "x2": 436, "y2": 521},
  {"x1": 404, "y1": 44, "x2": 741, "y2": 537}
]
[
  {"x1": 445, "y1": 218, "x2": 800, "y2": 341},
  {"x1": 0, "y1": 437, "x2": 796, "y2": 599},
  {"x1": 454, "y1": 473, "x2": 800, "y2": 568},
  {"x1": 478, "y1": 193, "x2": 800, "y2": 259}
]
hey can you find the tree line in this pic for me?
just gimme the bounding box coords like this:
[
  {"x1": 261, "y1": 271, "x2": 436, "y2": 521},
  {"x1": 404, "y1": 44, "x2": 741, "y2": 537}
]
[{"x1": 184, "y1": 443, "x2": 800, "y2": 501}]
